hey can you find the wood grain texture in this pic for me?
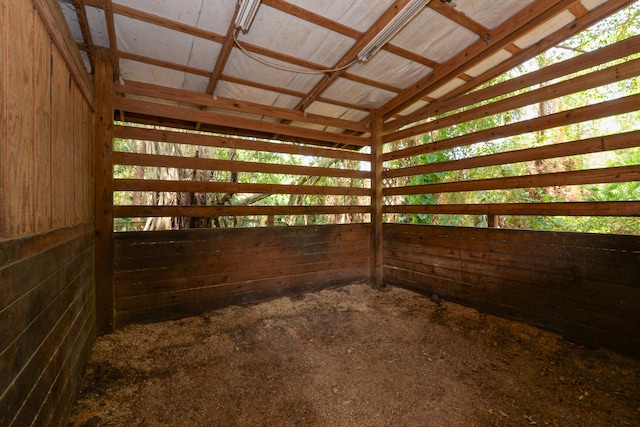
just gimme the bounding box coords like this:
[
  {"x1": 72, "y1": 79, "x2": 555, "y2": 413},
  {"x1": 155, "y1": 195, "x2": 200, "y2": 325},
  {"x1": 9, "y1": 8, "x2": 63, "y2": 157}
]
[
  {"x1": 387, "y1": 33, "x2": 640, "y2": 131},
  {"x1": 0, "y1": 0, "x2": 6, "y2": 235},
  {"x1": 383, "y1": 223, "x2": 640, "y2": 357},
  {"x1": 0, "y1": 228, "x2": 95, "y2": 427},
  {"x1": 113, "y1": 205, "x2": 371, "y2": 218},
  {"x1": 113, "y1": 224, "x2": 370, "y2": 327},
  {"x1": 51, "y1": 48, "x2": 69, "y2": 229},
  {"x1": 113, "y1": 125, "x2": 370, "y2": 162},
  {"x1": 0, "y1": 2, "x2": 96, "y2": 425},
  {"x1": 5, "y1": 0, "x2": 35, "y2": 237},
  {"x1": 34, "y1": 18, "x2": 53, "y2": 232},
  {"x1": 385, "y1": 165, "x2": 640, "y2": 196},
  {"x1": 383, "y1": 201, "x2": 640, "y2": 217},
  {"x1": 114, "y1": 97, "x2": 369, "y2": 148},
  {"x1": 387, "y1": 57, "x2": 640, "y2": 142},
  {"x1": 384, "y1": 131, "x2": 640, "y2": 179},
  {"x1": 113, "y1": 152, "x2": 370, "y2": 179},
  {"x1": 31, "y1": 0, "x2": 94, "y2": 107},
  {"x1": 114, "y1": 178, "x2": 371, "y2": 197},
  {"x1": 94, "y1": 49, "x2": 115, "y2": 334}
]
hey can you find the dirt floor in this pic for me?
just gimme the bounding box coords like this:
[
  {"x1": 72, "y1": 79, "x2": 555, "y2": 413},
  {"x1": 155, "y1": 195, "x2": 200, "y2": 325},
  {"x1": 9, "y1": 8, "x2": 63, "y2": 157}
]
[{"x1": 69, "y1": 284, "x2": 639, "y2": 426}]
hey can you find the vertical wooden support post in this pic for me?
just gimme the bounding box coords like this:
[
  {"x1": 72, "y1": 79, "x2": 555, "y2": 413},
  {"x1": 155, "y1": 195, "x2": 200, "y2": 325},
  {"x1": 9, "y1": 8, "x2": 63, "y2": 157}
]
[
  {"x1": 94, "y1": 50, "x2": 114, "y2": 333},
  {"x1": 488, "y1": 214, "x2": 498, "y2": 228},
  {"x1": 370, "y1": 117, "x2": 384, "y2": 288}
]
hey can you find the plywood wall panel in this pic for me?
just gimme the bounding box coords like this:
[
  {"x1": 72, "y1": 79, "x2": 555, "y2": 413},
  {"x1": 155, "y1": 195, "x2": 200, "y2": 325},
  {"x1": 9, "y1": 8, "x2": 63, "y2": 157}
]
[
  {"x1": 383, "y1": 223, "x2": 640, "y2": 357},
  {"x1": 0, "y1": 229, "x2": 95, "y2": 426},
  {"x1": 50, "y1": 49, "x2": 69, "y2": 229},
  {"x1": 34, "y1": 17, "x2": 53, "y2": 232},
  {"x1": 74, "y1": 86, "x2": 83, "y2": 224},
  {"x1": 83, "y1": 100, "x2": 93, "y2": 221},
  {"x1": 0, "y1": 1, "x2": 96, "y2": 426},
  {"x1": 114, "y1": 224, "x2": 371, "y2": 327},
  {"x1": 0, "y1": 0, "x2": 6, "y2": 236},
  {"x1": 5, "y1": 0, "x2": 35, "y2": 237}
]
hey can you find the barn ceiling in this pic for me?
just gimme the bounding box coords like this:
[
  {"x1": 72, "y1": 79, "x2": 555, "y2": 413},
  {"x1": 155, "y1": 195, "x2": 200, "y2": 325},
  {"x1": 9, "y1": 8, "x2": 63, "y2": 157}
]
[{"x1": 58, "y1": 0, "x2": 621, "y2": 146}]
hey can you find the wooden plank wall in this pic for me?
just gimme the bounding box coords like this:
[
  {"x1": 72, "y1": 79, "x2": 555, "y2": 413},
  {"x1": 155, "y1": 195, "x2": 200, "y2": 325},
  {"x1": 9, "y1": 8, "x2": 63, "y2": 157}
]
[
  {"x1": 114, "y1": 224, "x2": 370, "y2": 327},
  {"x1": 0, "y1": 0, "x2": 95, "y2": 425},
  {"x1": 383, "y1": 223, "x2": 640, "y2": 357}
]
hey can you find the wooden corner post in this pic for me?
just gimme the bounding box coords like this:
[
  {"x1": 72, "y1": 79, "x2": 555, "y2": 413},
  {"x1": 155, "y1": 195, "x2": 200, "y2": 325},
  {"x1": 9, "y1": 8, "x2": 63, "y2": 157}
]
[
  {"x1": 370, "y1": 117, "x2": 384, "y2": 288},
  {"x1": 94, "y1": 49, "x2": 115, "y2": 333}
]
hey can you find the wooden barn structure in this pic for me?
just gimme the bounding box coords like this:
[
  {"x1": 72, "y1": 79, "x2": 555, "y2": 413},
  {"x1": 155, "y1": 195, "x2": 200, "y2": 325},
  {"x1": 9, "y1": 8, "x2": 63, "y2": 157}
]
[{"x1": 1, "y1": 0, "x2": 639, "y2": 424}]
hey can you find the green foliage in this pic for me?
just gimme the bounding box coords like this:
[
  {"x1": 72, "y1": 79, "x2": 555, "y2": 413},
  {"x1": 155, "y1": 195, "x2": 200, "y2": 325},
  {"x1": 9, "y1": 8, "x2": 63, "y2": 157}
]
[{"x1": 395, "y1": 4, "x2": 640, "y2": 234}]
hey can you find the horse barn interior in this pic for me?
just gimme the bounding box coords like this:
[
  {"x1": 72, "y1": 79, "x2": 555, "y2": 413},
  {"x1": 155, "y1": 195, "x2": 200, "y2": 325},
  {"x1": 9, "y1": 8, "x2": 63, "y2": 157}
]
[{"x1": 2, "y1": 0, "x2": 640, "y2": 425}]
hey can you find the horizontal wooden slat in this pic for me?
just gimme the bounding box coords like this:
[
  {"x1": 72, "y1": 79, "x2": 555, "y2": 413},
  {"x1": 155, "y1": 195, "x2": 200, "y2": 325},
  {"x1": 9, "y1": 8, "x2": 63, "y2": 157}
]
[
  {"x1": 386, "y1": 57, "x2": 640, "y2": 143},
  {"x1": 385, "y1": 165, "x2": 640, "y2": 195},
  {"x1": 383, "y1": 92, "x2": 640, "y2": 157},
  {"x1": 113, "y1": 97, "x2": 369, "y2": 147},
  {"x1": 113, "y1": 125, "x2": 370, "y2": 162},
  {"x1": 383, "y1": 130, "x2": 640, "y2": 178},
  {"x1": 383, "y1": 222, "x2": 640, "y2": 250},
  {"x1": 113, "y1": 152, "x2": 371, "y2": 179},
  {"x1": 380, "y1": 0, "x2": 581, "y2": 118},
  {"x1": 114, "y1": 205, "x2": 371, "y2": 218},
  {"x1": 386, "y1": 34, "x2": 640, "y2": 131},
  {"x1": 383, "y1": 265, "x2": 639, "y2": 350},
  {"x1": 115, "y1": 178, "x2": 371, "y2": 196},
  {"x1": 0, "y1": 222, "x2": 92, "y2": 267},
  {"x1": 383, "y1": 201, "x2": 640, "y2": 217},
  {"x1": 116, "y1": 80, "x2": 369, "y2": 133}
]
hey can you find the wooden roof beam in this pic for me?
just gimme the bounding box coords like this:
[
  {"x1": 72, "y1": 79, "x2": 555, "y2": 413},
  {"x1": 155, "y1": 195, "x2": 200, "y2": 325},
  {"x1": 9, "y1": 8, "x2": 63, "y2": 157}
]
[
  {"x1": 102, "y1": 0, "x2": 120, "y2": 77},
  {"x1": 111, "y1": 3, "x2": 224, "y2": 43},
  {"x1": 110, "y1": 49, "x2": 370, "y2": 114},
  {"x1": 72, "y1": 0, "x2": 95, "y2": 73},
  {"x1": 115, "y1": 80, "x2": 370, "y2": 133},
  {"x1": 205, "y1": 5, "x2": 238, "y2": 95},
  {"x1": 114, "y1": 97, "x2": 370, "y2": 147},
  {"x1": 293, "y1": 0, "x2": 417, "y2": 114},
  {"x1": 263, "y1": 0, "x2": 440, "y2": 68},
  {"x1": 384, "y1": 0, "x2": 636, "y2": 131},
  {"x1": 377, "y1": 0, "x2": 578, "y2": 120}
]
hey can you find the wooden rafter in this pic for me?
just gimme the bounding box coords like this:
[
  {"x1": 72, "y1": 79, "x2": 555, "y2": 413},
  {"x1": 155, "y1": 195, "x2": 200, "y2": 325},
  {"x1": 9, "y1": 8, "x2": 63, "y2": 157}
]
[
  {"x1": 262, "y1": 0, "x2": 361, "y2": 39},
  {"x1": 263, "y1": 0, "x2": 440, "y2": 68},
  {"x1": 377, "y1": 0, "x2": 577, "y2": 119},
  {"x1": 428, "y1": 0, "x2": 490, "y2": 37},
  {"x1": 113, "y1": 97, "x2": 370, "y2": 147},
  {"x1": 115, "y1": 80, "x2": 370, "y2": 133},
  {"x1": 206, "y1": 6, "x2": 238, "y2": 95},
  {"x1": 387, "y1": 56, "x2": 640, "y2": 142},
  {"x1": 110, "y1": 1, "x2": 397, "y2": 100},
  {"x1": 102, "y1": 0, "x2": 119, "y2": 78},
  {"x1": 384, "y1": 201, "x2": 640, "y2": 217},
  {"x1": 113, "y1": 126, "x2": 371, "y2": 161},
  {"x1": 384, "y1": 0, "x2": 637, "y2": 131},
  {"x1": 72, "y1": 0, "x2": 95, "y2": 73},
  {"x1": 292, "y1": 0, "x2": 416, "y2": 113}
]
